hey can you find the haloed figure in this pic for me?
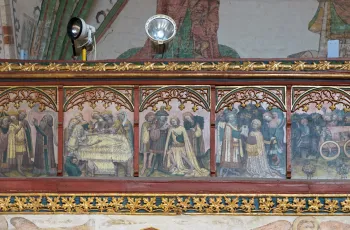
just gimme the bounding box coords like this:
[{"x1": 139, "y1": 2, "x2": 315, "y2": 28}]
[{"x1": 33, "y1": 115, "x2": 56, "y2": 176}]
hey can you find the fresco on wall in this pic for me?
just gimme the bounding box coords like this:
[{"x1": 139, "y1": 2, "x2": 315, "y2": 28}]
[
  {"x1": 0, "y1": 215, "x2": 350, "y2": 230},
  {"x1": 139, "y1": 86, "x2": 210, "y2": 177},
  {"x1": 120, "y1": 0, "x2": 240, "y2": 59},
  {"x1": 289, "y1": 0, "x2": 350, "y2": 58},
  {"x1": 291, "y1": 87, "x2": 350, "y2": 180},
  {"x1": 215, "y1": 87, "x2": 286, "y2": 178},
  {"x1": 0, "y1": 87, "x2": 58, "y2": 178},
  {"x1": 63, "y1": 86, "x2": 134, "y2": 177}
]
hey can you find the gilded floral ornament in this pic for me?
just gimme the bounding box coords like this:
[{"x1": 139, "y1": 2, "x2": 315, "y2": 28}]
[
  {"x1": 126, "y1": 198, "x2": 141, "y2": 213},
  {"x1": 308, "y1": 197, "x2": 323, "y2": 212},
  {"x1": 44, "y1": 63, "x2": 61, "y2": 71},
  {"x1": 266, "y1": 61, "x2": 282, "y2": 71},
  {"x1": 259, "y1": 197, "x2": 274, "y2": 212},
  {"x1": 93, "y1": 63, "x2": 107, "y2": 71},
  {"x1": 208, "y1": 197, "x2": 224, "y2": 213},
  {"x1": 0, "y1": 197, "x2": 11, "y2": 212},
  {"x1": 241, "y1": 61, "x2": 256, "y2": 71},
  {"x1": 241, "y1": 198, "x2": 255, "y2": 213},
  {"x1": 177, "y1": 197, "x2": 191, "y2": 212},
  {"x1": 0, "y1": 60, "x2": 350, "y2": 75},
  {"x1": 214, "y1": 62, "x2": 230, "y2": 71},
  {"x1": 313, "y1": 61, "x2": 331, "y2": 71},
  {"x1": 114, "y1": 62, "x2": 133, "y2": 71},
  {"x1": 291, "y1": 198, "x2": 306, "y2": 213},
  {"x1": 0, "y1": 195, "x2": 348, "y2": 214},
  {"x1": 188, "y1": 62, "x2": 205, "y2": 71},
  {"x1": 291, "y1": 61, "x2": 306, "y2": 71},
  {"x1": 341, "y1": 197, "x2": 350, "y2": 212},
  {"x1": 0, "y1": 62, "x2": 12, "y2": 71},
  {"x1": 340, "y1": 61, "x2": 350, "y2": 70},
  {"x1": 159, "y1": 198, "x2": 176, "y2": 213},
  {"x1": 163, "y1": 62, "x2": 179, "y2": 71},
  {"x1": 143, "y1": 198, "x2": 157, "y2": 212},
  {"x1": 19, "y1": 63, "x2": 37, "y2": 71},
  {"x1": 274, "y1": 197, "x2": 290, "y2": 213},
  {"x1": 67, "y1": 63, "x2": 84, "y2": 71},
  {"x1": 61, "y1": 196, "x2": 76, "y2": 213},
  {"x1": 46, "y1": 196, "x2": 61, "y2": 212},
  {"x1": 224, "y1": 197, "x2": 239, "y2": 213},
  {"x1": 141, "y1": 62, "x2": 155, "y2": 71},
  {"x1": 324, "y1": 199, "x2": 339, "y2": 213},
  {"x1": 193, "y1": 197, "x2": 209, "y2": 212}
]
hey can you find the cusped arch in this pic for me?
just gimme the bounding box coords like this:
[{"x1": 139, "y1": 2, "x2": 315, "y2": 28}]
[
  {"x1": 0, "y1": 86, "x2": 58, "y2": 111},
  {"x1": 292, "y1": 87, "x2": 350, "y2": 112},
  {"x1": 139, "y1": 86, "x2": 210, "y2": 112},
  {"x1": 215, "y1": 87, "x2": 286, "y2": 113},
  {"x1": 63, "y1": 86, "x2": 134, "y2": 112}
]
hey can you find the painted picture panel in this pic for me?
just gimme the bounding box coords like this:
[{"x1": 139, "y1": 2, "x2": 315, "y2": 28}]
[
  {"x1": 139, "y1": 86, "x2": 210, "y2": 177},
  {"x1": 291, "y1": 87, "x2": 350, "y2": 180},
  {"x1": 63, "y1": 86, "x2": 134, "y2": 177},
  {"x1": 0, "y1": 215, "x2": 349, "y2": 230},
  {"x1": 215, "y1": 87, "x2": 286, "y2": 178},
  {"x1": 0, "y1": 87, "x2": 58, "y2": 177}
]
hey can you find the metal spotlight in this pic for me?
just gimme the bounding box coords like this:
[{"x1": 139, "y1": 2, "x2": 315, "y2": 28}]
[
  {"x1": 67, "y1": 17, "x2": 96, "y2": 60},
  {"x1": 145, "y1": 14, "x2": 176, "y2": 45}
]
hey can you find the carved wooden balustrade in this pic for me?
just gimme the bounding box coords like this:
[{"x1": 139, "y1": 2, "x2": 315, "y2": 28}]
[{"x1": 0, "y1": 59, "x2": 349, "y2": 215}]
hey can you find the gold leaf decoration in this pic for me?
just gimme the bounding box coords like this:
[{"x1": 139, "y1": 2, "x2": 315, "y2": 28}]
[
  {"x1": 259, "y1": 197, "x2": 274, "y2": 212},
  {"x1": 143, "y1": 198, "x2": 157, "y2": 212},
  {"x1": 224, "y1": 197, "x2": 239, "y2": 213},
  {"x1": 341, "y1": 197, "x2": 350, "y2": 212},
  {"x1": 324, "y1": 199, "x2": 339, "y2": 213},
  {"x1": 159, "y1": 198, "x2": 175, "y2": 213},
  {"x1": 308, "y1": 197, "x2": 323, "y2": 212},
  {"x1": 126, "y1": 198, "x2": 141, "y2": 213},
  {"x1": 193, "y1": 197, "x2": 209, "y2": 212},
  {"x1": 274, "y1": 197, "x2": 290, "y2": 213},
  {"x1": 241, "y1": 198, "x2": 255, "y2": 213},
  {"x1": 291, "y1": 198, "x2": 306, "y2": 214}
]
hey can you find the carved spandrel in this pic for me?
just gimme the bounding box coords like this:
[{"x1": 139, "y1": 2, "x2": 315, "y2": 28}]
[
  {"x1": 216, "y1": 87, "x2": 286, "y2": 113},
  {"x1": 0, "y1": 87, "x2": 58, "y2": 111},
  {"x1": 63, "y1": 86, "x2": 134, "y2": 112},
  {"x1": 292, "y1": 87, "x2": 350, "y2": 112},
  {"x1": 140, "y1": 86, "x2": 211, "y2": 112}
]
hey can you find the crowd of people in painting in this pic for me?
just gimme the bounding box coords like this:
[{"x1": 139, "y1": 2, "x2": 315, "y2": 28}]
[
  {"x1": 64, "y1": 111, "x2": 133, "y2": 177},
  {"x1": 140, "y1": 107, "x2": 210, "y2": 177},
  {"x1": 216, "y1": 104, "x2": 286, "y2": 178},
  {"x1": 0, "y1": 110, "x2": 56, "y2": 177},
  {"x1": 292, "y1": 108, "x2": 350, "y2": 179}
]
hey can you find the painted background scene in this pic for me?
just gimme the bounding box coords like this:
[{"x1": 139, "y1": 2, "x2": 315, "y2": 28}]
[
  {"x1": 0, "y1": 103, "x2": 57, "y2": 178},
  {"x1": 64, "y1": 102, "x2": 134, "y2": 178},
  {"x1": 139, "y1": 100, "x2": 210, "y2": 177},
  {"x1": 7, "y1": 0, "x2": 350, "y2": 60},
  {"x1": 0, "y1": 215, "x2": 350, "y2": 230},
  {"x1": 216, "y1": 104, "x2": 286, "y2": 179},
  {"x1": 292, "y1": 102, "x2": 350, "y2": 180}
]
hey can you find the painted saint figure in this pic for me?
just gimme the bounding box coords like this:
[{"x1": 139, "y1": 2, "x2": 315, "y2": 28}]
[
  {"x1": 164, "y1": 116, "x2": 209, "y2": 177},
  {"x1": 148, "y1": 107, "x2": 169, "y2": 176},
  {"x1": 219, "y1": 111, "x2": 245, "y2": 176},
  {"x1": 18, "y1": 111, "x2": 33, "y2": 169},
  {"x1": 0, "y1": 116, "x2": 9, "y2": 176},
  {"x1": 33, "y1": 115, "x2": 56, "y2": 176},
  {"x1": 183, "y1": 112, "x2": 206, "y2": 168},
  {"x1": 261, "y1": 110, "x2": 285, "y2": 172},
  {"x1": 140, "y1": 112, "x2": 156, "y2": 175},
  {"x1": 7, "y1": 114, "x2": 28, "y2": 176},
  {"x1": 246, "y1": 119, "x2": 281, "y2": 178}
]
